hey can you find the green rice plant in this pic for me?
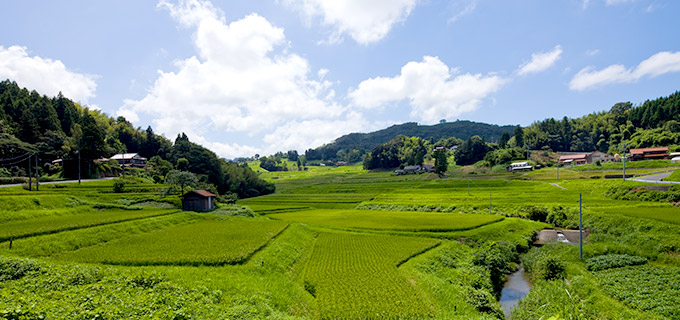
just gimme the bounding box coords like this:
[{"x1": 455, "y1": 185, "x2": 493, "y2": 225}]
[
  {"x1": 60, "y1": 218, "x2": 289, "y2": 266},
  {"x1": 303, "y1": 231, "x2": 440, "y2": 319},
  {"x1": 3, "y1": 212, "x2": 201, "y2": 257},
  {"x1": 0, "y1": 208, "x2": 179, "y2": 242},
  {"x1": 269, "y1": 209, "x2": 503, "y2": 232},
  {"x1": 664, "y1": 169, "x2": 680, "y2": 181}
]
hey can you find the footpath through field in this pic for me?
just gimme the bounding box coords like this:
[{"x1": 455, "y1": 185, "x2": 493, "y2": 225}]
[{"x1": 0, "y1": 177, "x2": 115, "y2": 188}]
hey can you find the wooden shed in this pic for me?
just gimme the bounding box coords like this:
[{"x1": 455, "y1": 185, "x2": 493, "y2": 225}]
[{"x1": 182, "y1": 190, "x2": 216, "y2": 212}]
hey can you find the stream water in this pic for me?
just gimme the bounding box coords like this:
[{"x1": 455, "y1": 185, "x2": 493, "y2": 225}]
[{"x1": 499, "y1": 264, "x2": 531, "y2": 319}]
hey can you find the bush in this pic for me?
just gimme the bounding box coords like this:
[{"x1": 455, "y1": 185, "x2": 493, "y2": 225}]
[
  {"x1": 585, "y1": 254, "x2": 647, "y2": 271},
  {"x1": 523, "y1": 247, "x2": 566, "y2": 281},
  {"x1": 113, "y1": 178, "x2": 127, "y2": 193},
  {"x1": 0, "y1": 256, "x2": 41, "y2": 281}
]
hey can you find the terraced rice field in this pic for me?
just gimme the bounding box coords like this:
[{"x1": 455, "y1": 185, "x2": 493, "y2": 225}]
[
  {"x1": 269, "y1": 209, "x2": 504, "y2": 232},
  {"x1": 303, "y1": 231, "x2": 440, "y2": 319},
  {"x1": 59, "y1": 218, "x2": 289, "y2": 266},
  {"x1": 0, "y1": 208, "x2": 179, "y2": 241}
]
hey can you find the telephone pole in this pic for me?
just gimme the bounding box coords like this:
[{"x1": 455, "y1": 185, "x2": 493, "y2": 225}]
[
  {"x1": 28, "y1": 154, "x2": 32, "y2": 190},
  {"x1": 35, "y1": 154, "x2": 39, "y2": 191},
  {"x1": 579, "y1": 193, "x2": 583, "y2": 260}
]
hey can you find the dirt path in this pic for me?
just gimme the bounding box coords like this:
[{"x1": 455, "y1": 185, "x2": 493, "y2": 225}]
[{"x1": 549, "y1": 182, "x2": 566, "y2": 190}]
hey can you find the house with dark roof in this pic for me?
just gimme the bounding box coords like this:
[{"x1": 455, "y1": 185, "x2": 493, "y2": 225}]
[
  {"x1": 629, "y1": 147, "x2": 669, "y2": 161},
  {"x1": 182, "y1": 190, "x2": 216, "y2": 212}
]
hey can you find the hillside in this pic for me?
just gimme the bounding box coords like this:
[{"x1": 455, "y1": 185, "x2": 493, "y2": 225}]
[{"x1": 305, "y1": 120, "x2": 516, "y2": 161}]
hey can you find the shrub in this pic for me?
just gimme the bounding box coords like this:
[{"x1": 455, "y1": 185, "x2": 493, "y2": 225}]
[
  {"x1": 585, "y1": 254, "x2": 647, "y2": 271},
  {"x1": 0, "y1": 257, "x2": 41, "y2": 281},
  {"x1": 522, "y1": 247, "x2": 566, "y2": 281},
  {"x1": 113, "y1": 178, "x2": 126, "y2": 193}
]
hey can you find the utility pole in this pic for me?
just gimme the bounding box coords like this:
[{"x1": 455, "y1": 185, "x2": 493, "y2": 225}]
[
  {"x1": 622, "y1": 143, "x2": 628, "y2": 181},
  {"x1": 78, "y1": 146, "x2": 81, "y2": 185},
  {"x1": 556, "y1": 162, "x2": 559, "y2": 182},
  {"x1": 35, "y1": 154, "x2": 39, "y2": 191},
  {"x1": 28, "y1": 154, "x2": 32, "y2": 191},
  {"x1": 579, "y1": 193, "x2": 583, "y2": 260},
  {"x1": 489, "y1": 191, "x2": 492, "y2": 215},
  {"x1": 122, "y1": 152, "x2": 125, "y2": 179}
]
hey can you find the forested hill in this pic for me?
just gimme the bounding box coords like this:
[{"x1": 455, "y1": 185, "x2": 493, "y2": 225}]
[
  {"x1": 0, "y1": 79, "x2": 274, "y2": 198},
  {"x1": 305, "y1": 121, "x2": 516, "y2": 161},
  {"x1": 523, "y1": 91, "x2": 680, "y2": 153}
]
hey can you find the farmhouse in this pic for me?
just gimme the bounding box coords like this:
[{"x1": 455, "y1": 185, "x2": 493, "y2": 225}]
[
  {"x1": 629, "y1": 147, "x2": 669, "y2": 161},
  {"x1": 110, "y1": 153, "x2": 147, "y2": 168},
  {"x1": 507, "y1": 161, "x2": 533, "y2": 172},
  {"x1": 590, "y1": 151, "x2": 615, "y2": 163},
  {"x1": 559, "y1": 153, "x2": 591, "y2": 166},
  {"x1": 182, "y1": 190, "x2": 216, "y2": 212}
]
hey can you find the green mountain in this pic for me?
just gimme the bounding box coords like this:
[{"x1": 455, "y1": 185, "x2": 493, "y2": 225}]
[{"x1": 305, "y1": 120, "x2": 516, "y2": 161}]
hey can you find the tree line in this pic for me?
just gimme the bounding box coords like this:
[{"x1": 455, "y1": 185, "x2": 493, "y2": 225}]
[{"x1": 0, "y1": 79, "x2": 273, "y2": 199}]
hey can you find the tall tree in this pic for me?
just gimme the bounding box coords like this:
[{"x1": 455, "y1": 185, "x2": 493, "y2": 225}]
[{"x1": 514, "y1": 125, "x2": 524, "y2": 148}]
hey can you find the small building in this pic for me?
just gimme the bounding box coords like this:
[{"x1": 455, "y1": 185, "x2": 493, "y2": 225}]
[
  {"x1": 559, "y1": 153, "x2": 591, "y2": 166},
  {"x1": 335, "y1": 161, "x2": 348, "y2": 166},
  {"x1": 182, "y1": 190, "x2": 216, "y2": 212},
  {"x1": 507, "y1": 161, "x2": 533, "y2": 172},
  {"x1": 629, "y1": 147, "x2": 669, "y2": 161},
  {"x1": 590, "y1": 151, "x2": 615, "y2": 163},
  {"x1": 110, "y1": 153, "x2": 147, "y2": 168},
  {"x1": 402, "y1": 165, "x2": 435, "y2": 174}
]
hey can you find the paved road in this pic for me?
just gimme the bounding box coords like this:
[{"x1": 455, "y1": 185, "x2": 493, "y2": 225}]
[
  {"x1": 0, "y1": 177, "x2": 115, "y2": 188},
  {"x1": 628, "y1": 171, "x2": 680, "y2": 184}
]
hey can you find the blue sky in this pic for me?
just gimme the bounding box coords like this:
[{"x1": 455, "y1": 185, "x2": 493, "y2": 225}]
[{"x1": 1, "y1": 0, "x2": 679, "y2": 158}]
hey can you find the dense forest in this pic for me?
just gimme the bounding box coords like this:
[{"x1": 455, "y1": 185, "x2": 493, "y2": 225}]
[
  {"x1": 523, "y1": 91, "x2": 680, "y2": 153},
  {"x1": 305, "y1": 120, "x2": 516, "y2": 162},
  {"x1": 0, "y1": 80, "x2": 273, "y2": 198}
]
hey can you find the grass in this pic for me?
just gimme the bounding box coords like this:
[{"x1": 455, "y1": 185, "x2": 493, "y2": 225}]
[
  {"x1": 3, "y1": 161, "x2": 680, "y2": 319},
  {"x1": 598, "y1": 205, "x2": 680, "y2": 225},
  {"x1": 269, "y1": 209, "x2": 504, "y2": 232},
  {"x1": 664, "y1": 169, "x2": 680, "y2": 181},
  {"x1": 59, "y1": 218, "x2": 289, "y2": 266},
  {"x1": 303, "y1": 231, "x2": 440, "y2": 319},
  {"x1": 0, "y1": 208, "x2": 179, "y2": 241}
]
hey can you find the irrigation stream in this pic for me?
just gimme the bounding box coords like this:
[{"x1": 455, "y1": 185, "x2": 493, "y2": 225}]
[{"x1": 499, "y1": 264, "x2": 531, "y2": 318}]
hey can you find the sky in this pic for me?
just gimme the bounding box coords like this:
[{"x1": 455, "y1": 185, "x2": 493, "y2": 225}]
[{"x1": 1, "y1": 0, "x2": 679, "y2": 159}]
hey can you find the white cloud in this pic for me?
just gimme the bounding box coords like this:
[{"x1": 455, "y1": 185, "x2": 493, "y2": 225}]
[
  {"x1": 348, "y1": 56, "x2": 505, "y2": 123},
  {"x1": 517, "y1": 45, "x2": 562, "y2": 75},
  {"x1": 281, "y1": 0, "x2": 419, "y2": 45},
  {"x1": 119, "y1": 0, "x2": 345, "y2": 158},
  {"x1": 569, "y1": 51, "x2": 680, "y2": 91},
  {"x1": 448, "y1": 0, "x2": 478, "y2": 23},
  {"x1": 0, "y1": 45, "x2": 97, "y2": 103},
  {"x1": 583, "y1": 0, "x2": 636, "y2": 8},
  {"x1": 263, "y1": 111, "x2": 372, "y2": 154},
  {"x1": 586, "y1": 49, "x2": 600, "y2": 56}
]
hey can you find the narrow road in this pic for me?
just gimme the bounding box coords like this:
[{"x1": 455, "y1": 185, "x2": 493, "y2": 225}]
[
  {"x1": 0, "y1": 177, "x2": 115, "y2": 188},
  {"x1": 628, "y1": 171, "x2": 680, "y2": 184},
  {"x1": 549, "y1": 183, "x2": 566, "y2": 190}
]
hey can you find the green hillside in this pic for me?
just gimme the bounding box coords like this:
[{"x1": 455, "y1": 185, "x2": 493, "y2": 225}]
[{"x1": 305, "y1": 120, "x2": 516, "y2": 161}]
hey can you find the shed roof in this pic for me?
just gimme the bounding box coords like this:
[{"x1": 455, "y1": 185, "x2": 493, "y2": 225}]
[
  {"x1": 629, "y1": 146, "x2": 668, "y2": 154},
  {"x1": 110, "y1": 153, "x2": 144, "y2": 160},
  {"x1": 185, "y1": 190, "x2": 216, "y2": 197},
  {"x1": 559, "y1": 154, "x2": 588, "y2": 161}
]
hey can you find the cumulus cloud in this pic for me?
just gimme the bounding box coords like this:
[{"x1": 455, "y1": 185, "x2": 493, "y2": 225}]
[
  {"x1": 263, "y1": 112, "x2": 373, "y2": 154},
  {"x1": 517, "y1": 45, "x2": 562, "y2": 75},
  {"x1": 348, "y1": 56, "x2": 505, "y2": 123},
  {"x1": 281, "y1": 0, "x2": 419, "y2": 44},
  {"x1": 119, "y1": 0, "x2": 345, "y2": 158},
  {"x1": 569, "y1": 51, "x2": 680, "y2": 91},
  {"x1": 0, "y1": 45, "x2": 97, "y2": 103}
]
